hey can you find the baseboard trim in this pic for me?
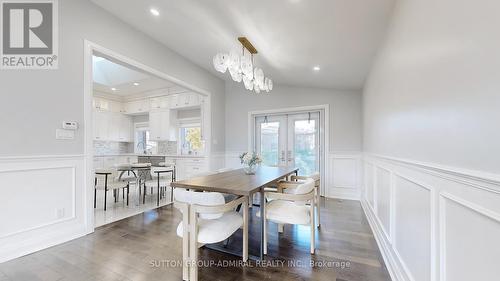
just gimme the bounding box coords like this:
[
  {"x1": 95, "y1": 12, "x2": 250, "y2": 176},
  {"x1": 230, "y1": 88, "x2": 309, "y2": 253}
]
[
  {"x1": 0, "y1": 226, "x2": 89, "y2": 263},
  {"x1": 361, "y1": 199, "x2": 406, "y2": 281},
  {"x1": 325, "y1": 193, "x2": 360, "y2": 201}
]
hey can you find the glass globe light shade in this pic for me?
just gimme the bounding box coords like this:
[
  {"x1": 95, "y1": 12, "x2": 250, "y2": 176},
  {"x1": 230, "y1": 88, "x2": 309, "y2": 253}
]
[
  {"x1": 243, "y1": 76, "x2": 254, "y2": 91},
  {"x1": 267, "y1": 78, "x2": 273, "y2": 91},
  {"x1": 254, "y1": 68, "x2": 264, "y2": 88},
  {"x1": 229, "y1": 65, "x2": 242, "y2": 82},
  {"x1": 213, "y1": 53, "x2": 228, "y2": 73},
  {"x1": 240, "y1": 54, "x2": 254, "y2": 80},
  {"x1": 228, "y1": 50, "x2": 240, "y2": 69},
  {"x1": 263, "y1": 77, "x2": 270, "y2": 92}
]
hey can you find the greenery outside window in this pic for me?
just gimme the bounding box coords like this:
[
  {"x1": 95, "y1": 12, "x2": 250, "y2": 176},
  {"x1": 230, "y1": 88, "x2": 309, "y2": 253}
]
[{"x1": 179, "y1": 124, "x2": 202, "y2": 155}]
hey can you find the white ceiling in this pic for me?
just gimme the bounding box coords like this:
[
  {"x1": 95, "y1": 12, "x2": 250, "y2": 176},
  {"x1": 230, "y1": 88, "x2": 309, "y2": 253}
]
[
  {"x1": 93, "y1": 55, "x2": 176, "y2": 96},
  {"x1": 91, "y1": 0, "x2": 395, "y2": 90}
]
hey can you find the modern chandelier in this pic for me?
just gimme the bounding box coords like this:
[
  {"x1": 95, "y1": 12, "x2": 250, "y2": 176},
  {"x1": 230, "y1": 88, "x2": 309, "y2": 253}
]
[{"x1": 213, "y1": 37, "x2": 273, "y2": 93}]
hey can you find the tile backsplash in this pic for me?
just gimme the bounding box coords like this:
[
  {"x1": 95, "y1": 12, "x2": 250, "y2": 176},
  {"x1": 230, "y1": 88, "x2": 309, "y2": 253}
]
[
  {"x1": 94, "y1": 141, "x2": 177, "y2": 155},
  {"x1": 94, "y1": 141, "x2": 133, "y2": 155},
  {"x1": 157, "y1": 141, "x2": 177, "y2": 155}
]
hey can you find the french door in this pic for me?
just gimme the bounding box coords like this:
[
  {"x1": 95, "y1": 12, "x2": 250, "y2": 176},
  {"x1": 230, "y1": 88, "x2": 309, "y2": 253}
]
[{"x1": 255, "y1": 112, "x2": 320, "y2": 176}]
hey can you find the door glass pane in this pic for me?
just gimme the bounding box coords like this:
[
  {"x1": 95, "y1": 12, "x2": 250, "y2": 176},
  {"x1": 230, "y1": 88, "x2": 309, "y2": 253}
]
[
  {"x1": 260, "y1": 122, "x2": 280, "y2": 166},
  {"x1": 294, "y1": 120, "x2": 317, "y2": 175}
]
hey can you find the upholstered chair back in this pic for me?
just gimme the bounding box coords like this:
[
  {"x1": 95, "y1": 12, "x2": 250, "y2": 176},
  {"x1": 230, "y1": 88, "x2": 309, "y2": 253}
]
[
  {"x1": 290, "y1": 178, "x2": 315, "y2": 195},
  {"x1": 173, "y1": 188, "x2": 225, "y2": 219}
]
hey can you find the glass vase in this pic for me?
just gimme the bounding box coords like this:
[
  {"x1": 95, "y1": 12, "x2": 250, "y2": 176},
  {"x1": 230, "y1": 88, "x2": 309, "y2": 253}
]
[{"x1": 243, "y1": 164, "x2": 257, "y2": 175}]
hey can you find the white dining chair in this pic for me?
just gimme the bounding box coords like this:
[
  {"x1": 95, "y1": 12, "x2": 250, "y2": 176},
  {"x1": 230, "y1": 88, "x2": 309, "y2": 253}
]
[
  {"x1": 94, "y1": 168, "x2": 129, "y2": 211},
  {"x1": 289, "y1": 172, "x2": 321, "y2": 227},
  {"x1": 145, "y1": 166, "x2": 173, "y2": 206},
  {"x1": 258, "y1": 178, "x2": 316, "y2": 255},
  {"x1": 173, "y1": 188, "x2": 248, "y2": 281}
]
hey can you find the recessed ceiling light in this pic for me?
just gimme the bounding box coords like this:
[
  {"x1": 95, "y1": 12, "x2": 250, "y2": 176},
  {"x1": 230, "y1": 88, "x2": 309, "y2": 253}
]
[
  {"x1": 133, "y1": 82, "x2": 140, "y2": 86},
  {"x1": 111, "y1": 87, "x2": 117, "y2": 91},
  {"x1": 313, "y1": 66, "x2": 320, "y2": 71},
  {"x1": 150, "y1": 8, "x2": 160, "y2": 16}
]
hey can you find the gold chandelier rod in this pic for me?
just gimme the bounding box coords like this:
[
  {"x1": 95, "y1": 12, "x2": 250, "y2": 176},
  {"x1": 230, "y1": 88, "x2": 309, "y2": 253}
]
[{"x1": 238, "y1": 37, "x2": 258, "y2": 54}]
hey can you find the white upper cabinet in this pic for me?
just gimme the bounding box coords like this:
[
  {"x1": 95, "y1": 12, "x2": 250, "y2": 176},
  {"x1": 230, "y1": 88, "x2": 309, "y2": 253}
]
[
  {"x1": 92, "y1": 110, "x2": 133, "y2": 142},
  {"x1": 149, "y1": 109, "x2": 176, "y2": 141},
  {"x1": 149, "y1": 110, "x2": 162, "y2": 141},
  {"x1": 108, "y1": 113, "x2": 121, "y2": 141},
  {"x1": 170, "y1": 92, "x2": 201, "y2": 109},
  {"x1": 125, "y1": 99, "x2": 150, "y2": 115},
  {"x1": 93, "y1": 97, "x2": 123, "y2": 113},
  {"x1": 93, "y1": 110, "x2": 109, "y2": 141},
  {"x1": 118, "y1": 114, "x2": 133, "y2": 142},
  {"x1": 149, "y1": 96, "x2": 169, "y2": 110}
]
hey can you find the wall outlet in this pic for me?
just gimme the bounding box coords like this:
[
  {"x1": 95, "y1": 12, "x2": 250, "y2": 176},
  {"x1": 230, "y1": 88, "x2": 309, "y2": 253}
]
[{"x1": 56, "y1": 208, "x2": 65, "y2": 219}]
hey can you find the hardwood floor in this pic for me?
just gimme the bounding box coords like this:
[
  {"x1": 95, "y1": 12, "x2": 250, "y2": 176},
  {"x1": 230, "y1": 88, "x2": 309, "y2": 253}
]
[{"x1": 0, "y1": 198, "x2": 391, "y2": 281}]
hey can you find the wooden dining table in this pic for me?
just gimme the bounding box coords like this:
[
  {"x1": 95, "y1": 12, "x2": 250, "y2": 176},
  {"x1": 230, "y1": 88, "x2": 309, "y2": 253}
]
[{"x1": 171, "y1": 166, "x2": 299, "y2": 260}]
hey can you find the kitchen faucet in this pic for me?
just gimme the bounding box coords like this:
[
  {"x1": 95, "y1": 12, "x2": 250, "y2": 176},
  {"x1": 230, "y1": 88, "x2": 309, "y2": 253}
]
[{"x1": 136, "y1": 141, "x2": 153, "y2": 155}]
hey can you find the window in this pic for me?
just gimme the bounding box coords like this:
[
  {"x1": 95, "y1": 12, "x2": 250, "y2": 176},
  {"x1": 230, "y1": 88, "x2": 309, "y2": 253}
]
[
  {"x1": 260, "y1": 122, "x2": 280, "y2": 166},
  {"x1": 179, "y1": 125, "x2": 202, "y2": 155},
  {"x1": 134, "y1": 123, "x2": 156, "y2": 154}
]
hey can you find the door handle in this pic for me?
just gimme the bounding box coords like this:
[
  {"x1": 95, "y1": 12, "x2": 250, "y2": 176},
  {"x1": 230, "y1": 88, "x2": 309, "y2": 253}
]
[
  {"x1": 280, "y1": 151, "x2": 285, "y2": 162},
  {"x1": 287, "y1": 151, "x2": 292, "y2": 162}
]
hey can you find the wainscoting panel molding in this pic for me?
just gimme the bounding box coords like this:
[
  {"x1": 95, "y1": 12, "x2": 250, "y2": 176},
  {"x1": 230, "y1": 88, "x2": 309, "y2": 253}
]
[
  {"x1": 0, "y1": 155, "x2": 88, "y2": 263},
  {"x1": 327, "y1": 153, "x2": 362, "y2": 200},
  {"x1": 362, "y1": 154, "x2": 500, "y2": 281}
]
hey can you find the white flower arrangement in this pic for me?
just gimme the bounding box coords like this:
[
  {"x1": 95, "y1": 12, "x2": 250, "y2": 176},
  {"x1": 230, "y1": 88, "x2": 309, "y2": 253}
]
[{"x1": 239, "y1": 152, "x2": 262, "y2": 167}]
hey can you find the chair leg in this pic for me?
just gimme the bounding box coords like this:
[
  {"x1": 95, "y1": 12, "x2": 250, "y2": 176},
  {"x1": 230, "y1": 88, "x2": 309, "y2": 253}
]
[
  {"x1": 104, "y1": 189, "x2": 107, "y2": 211},
  {"x1": 126, "y1": 185, "x2": 129, "y2": 206},
  {"x1": 143, "y1": 184, "x2": 146, "y2": 204},
  {"x1": 310, "y1": 202, "x2": 315, "y2": 254},
  {"x1": 157, "y1": 176, "x2": 160, "y2": 206},
  {"x1": 182, "y1": 205, "x2": 190, "y2": 281},
  {"x1": 171, "y1": 186, "x2": 174, "y2": 202},
  {"x1": 94, "y1": 178, "x2": 97, "y2": 209},
  {"x1": 317, "y1": 189, "x2": 321, "y2": 228},
  {"x1": 263, "y1": 208, "x2": 268, "y2": 255},
  {"x1": 189, "y1": 209, "x2": 199, "y2": 281},
  {"x1": 243, "y1": 196, "x2": 249, "y2": 262},
  {"x1": 157, "y1": 186, "x2": 160, "y2": 206}
]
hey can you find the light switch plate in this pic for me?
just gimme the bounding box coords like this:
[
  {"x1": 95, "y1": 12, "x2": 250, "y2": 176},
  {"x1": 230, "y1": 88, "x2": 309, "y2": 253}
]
[
  {"x1": 56, "y1": 129, "x2": 74, "y2": 140},
  {"x1": 62, "y1": 121, "x2": 78, "y2": 130}
]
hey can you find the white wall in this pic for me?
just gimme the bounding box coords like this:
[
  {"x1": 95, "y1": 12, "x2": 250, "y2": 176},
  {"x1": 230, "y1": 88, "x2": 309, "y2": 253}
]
[
  {"x1": 362, "y1": 1, "x2": 500, "y2": 280},
  {"x1": 225, "y1": 82, "x2": 363, "y2": 153},
  {"x1": 0, "y1": 0, "x2": 226, "y2": 156},
  {"x1": 0, "y1": 0, "x2": 225, "y2": 263},
  {"x1": 363, "y1": 0, "x2": 500, "y2": 175}
]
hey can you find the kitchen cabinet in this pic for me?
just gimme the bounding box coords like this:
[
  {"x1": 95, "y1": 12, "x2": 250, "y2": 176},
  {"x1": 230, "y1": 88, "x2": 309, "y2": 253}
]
[
  {"x1": 175, "y1": 158, "x2": 208, "y2": 180},
  {"x1": 93, "y1": 97, "x2": 123, "y2": 113},
  {"x1": 93, "y1": 110, "x2": 109, "y2": 141},
  {"x1": 149, "y1": 96, "x2": 169, "y2": 110},
  {"x1": 125, "y1": 99, "x2": 149, "y2": 115},
  {"x1": 118, "y1": 115, "x2": 133, "y2": 142},
  {"x1": 93, "y1": 111, "x2": 133, "y2": 142},
  {"x1": 108, "y1": 113, "x2": 121, "y2": 141},
  {"x1": 149, "y1": 109, "x2": 176, "y2": 141},
  {"x1": 169, "y1": 92, "x2": 201, "y2": 109}
]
